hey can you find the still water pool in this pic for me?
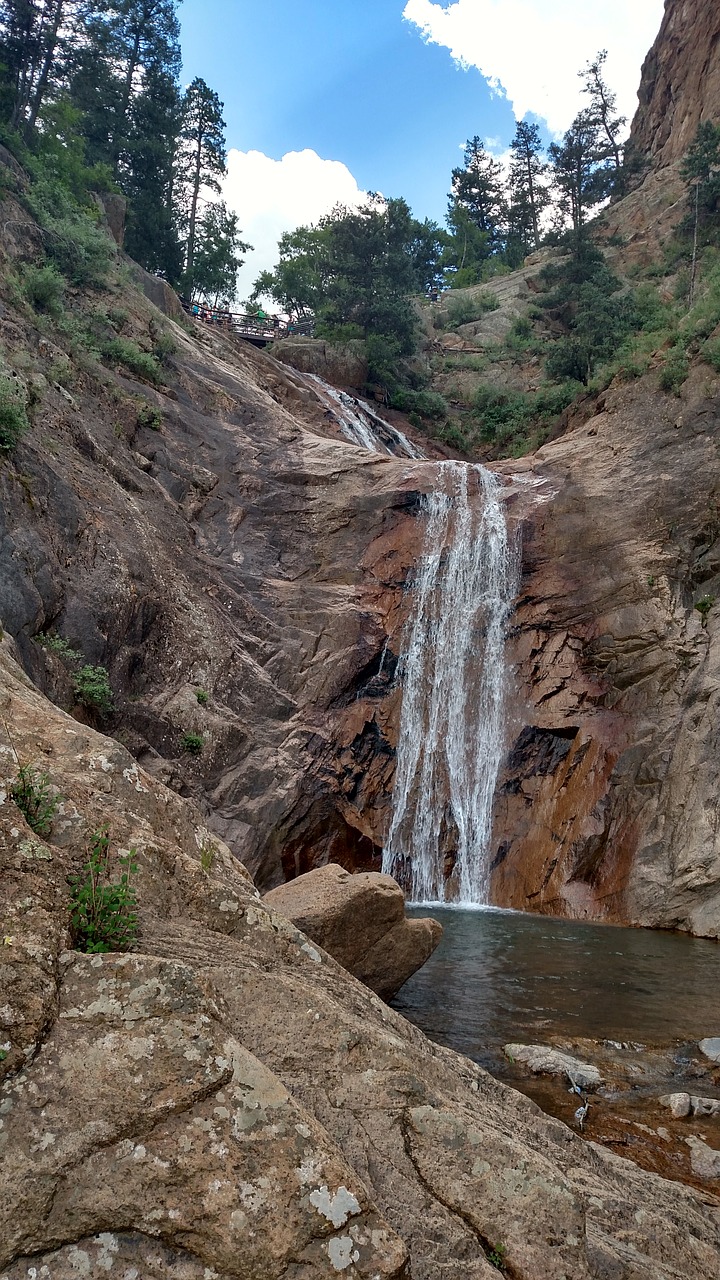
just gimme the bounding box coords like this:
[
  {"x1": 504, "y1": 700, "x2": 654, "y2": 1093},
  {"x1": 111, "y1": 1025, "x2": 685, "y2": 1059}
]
[{"x1": 393, "y1": 907, "x2": 720, "y2": 1071}]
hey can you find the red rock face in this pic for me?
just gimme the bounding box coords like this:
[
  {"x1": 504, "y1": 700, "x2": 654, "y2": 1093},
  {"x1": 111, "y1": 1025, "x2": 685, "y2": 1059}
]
[{"x1": 629, "y1": 0, "x2": 720, "y2": 169}]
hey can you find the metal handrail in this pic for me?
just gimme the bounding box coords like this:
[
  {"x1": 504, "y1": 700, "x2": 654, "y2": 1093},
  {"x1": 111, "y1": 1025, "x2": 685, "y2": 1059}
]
[{"x1": 180, "y1": 300, "x2": 314, "y2": 340}]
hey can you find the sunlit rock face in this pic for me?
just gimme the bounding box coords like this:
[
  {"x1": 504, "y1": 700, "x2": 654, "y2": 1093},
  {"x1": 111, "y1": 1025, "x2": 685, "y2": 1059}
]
[
  {"x1": 629, "y1": 0, "x2": 720, "y2": 170},
  {"x1": 491, "y1": 370, "x2": 720, "y2": 938}
]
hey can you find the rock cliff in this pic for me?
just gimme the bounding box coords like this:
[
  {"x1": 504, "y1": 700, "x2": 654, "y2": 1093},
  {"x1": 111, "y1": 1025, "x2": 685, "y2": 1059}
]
[
  {"x1": 2, "y1": 638, "x2": 719, "y2": 1278},
  {"x1": 3, "y1": 164, "x2": 720, "y2": 936},
  {"x1": 629, "y1": 0, "x2": 720, "y2": 170}
]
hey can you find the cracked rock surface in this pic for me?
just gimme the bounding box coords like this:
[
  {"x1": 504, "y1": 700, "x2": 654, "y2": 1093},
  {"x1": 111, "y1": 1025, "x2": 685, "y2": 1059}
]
[{"x1": 1, "y1": 640, "x2": 719, "y2": 1278}]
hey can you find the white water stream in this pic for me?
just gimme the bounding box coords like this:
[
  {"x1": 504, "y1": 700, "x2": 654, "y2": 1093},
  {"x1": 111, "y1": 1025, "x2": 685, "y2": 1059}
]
[
  {"x1": 305, "y1": 374, "x2": 425, "y2": 459},
  {"x1": 305, "y1": 372, "x2": 517, "y2": 905},
  {"x1": 382, "y1": 462, "x2": 519, "y2": 904}
]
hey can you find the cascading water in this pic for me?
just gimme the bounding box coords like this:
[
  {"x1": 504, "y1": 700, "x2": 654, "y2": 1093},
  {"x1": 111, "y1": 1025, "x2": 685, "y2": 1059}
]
[
  {"x1": 304, "y1": 373, "x2": 425, "y2": 459},
  {"x1": 382, "y1": 461, "x2": 518, "y2": 905}
]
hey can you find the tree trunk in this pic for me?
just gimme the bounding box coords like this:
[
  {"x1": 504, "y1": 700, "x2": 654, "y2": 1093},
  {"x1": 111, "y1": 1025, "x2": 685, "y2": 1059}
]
[
  {"x1": 27, "y1": 0, "x2": 65, "y2": 131},
  {"x1": 186, "y1": 128, "x2": 204, "y2": 274}
]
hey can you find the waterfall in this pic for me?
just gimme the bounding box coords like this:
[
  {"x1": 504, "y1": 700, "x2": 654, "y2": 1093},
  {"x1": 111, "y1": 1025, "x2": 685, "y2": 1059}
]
[
  {"x1": 382, "y1": 461, "x2": 518, "y2": 905},
  {"x1": 304, "y1": 374, "x2": 426, "y2": 459}
]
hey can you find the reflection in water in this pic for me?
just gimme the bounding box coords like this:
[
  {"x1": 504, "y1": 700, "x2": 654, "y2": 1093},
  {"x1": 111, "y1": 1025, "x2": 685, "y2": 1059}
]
[{"x1": 393, "y1": 908, "x2": 720, "y2": 1071}]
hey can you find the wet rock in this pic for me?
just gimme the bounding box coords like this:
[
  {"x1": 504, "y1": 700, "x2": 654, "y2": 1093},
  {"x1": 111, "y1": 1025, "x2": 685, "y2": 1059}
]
[
  {"x1": 699, "y1": 1037, "x2": 720, "y2": 1063},
  {"x1": 504, "y1": 1044, "x2": 603, "y2": 1090},
  {"x1": 263, "y1": 863, "x2": 442, "y2": 1001}
]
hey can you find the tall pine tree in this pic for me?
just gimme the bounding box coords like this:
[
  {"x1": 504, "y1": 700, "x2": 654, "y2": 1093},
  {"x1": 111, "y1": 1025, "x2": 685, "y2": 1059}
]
[{"x1": 176, "y1": 76, "x2": 226, "y2": 281}]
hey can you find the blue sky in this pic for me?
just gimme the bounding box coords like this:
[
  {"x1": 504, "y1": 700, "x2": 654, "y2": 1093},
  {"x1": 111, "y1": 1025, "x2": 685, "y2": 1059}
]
[
  {"x1": 178, "y1": 0, "x2": 665, "y2": 297},
  {"x1": 180, "y1": 0, "x2": 514, "y2": 225}
]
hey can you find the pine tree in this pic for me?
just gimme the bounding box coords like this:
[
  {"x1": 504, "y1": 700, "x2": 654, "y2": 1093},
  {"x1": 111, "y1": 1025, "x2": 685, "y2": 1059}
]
[
  {"x1": 580, "y1": 50, "x2": 626, "y2": 173},
  {"x1": 177, "y1": 76, "x2": 226, "y2": 278},
  {"x1": 122, "y1": 61, "x2": 182, "y2": 278},
  {"x1": 548, "y1": 110, "x2": 610, "y2": 236},
  {"x1": 450, "y1": 136, "x2": 506, "y2": 247},
  {"x1": 190, "y1": 200, "x2": 250, "y2": 304},
  {"x1": 508, "y1": 121, "x2": 549, "y2": 255},
  {"x1": 0, "y1": 0, "x2": 82, "y2": 129}
]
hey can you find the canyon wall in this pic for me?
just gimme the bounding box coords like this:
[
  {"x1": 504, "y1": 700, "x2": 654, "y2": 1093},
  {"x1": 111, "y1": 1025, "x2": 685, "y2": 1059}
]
[{"x1": 629, "y1": 0, "x2": 720, "y2": 169}]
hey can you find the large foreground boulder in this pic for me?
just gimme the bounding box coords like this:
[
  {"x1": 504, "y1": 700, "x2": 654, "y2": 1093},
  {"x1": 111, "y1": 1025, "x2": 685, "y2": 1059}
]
[
  {"x1": 1, "y1": 640, "x2": 719, "y2": 1279},
  {"x1": 263, "y1": 863, "x2": 442, "y2": 1000}
]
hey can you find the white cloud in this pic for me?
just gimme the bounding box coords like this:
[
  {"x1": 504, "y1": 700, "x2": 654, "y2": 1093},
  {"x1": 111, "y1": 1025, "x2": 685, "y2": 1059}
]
[
  {"x1": 222, "y1": 148, "x2": 367, "y2": 302},
  {"x1": 402, "y1": 0, "x2": 665, "y2": 137}
]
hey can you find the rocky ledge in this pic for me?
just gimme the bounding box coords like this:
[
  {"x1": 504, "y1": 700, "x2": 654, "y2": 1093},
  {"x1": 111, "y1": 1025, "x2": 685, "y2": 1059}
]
[{"x1": 1, "y1": 636, "x2": 720, "y2": 1278}]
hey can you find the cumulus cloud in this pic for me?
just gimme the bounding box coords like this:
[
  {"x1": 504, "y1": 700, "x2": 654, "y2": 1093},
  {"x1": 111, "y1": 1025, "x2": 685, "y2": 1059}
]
[
  {"x1": 222, "y1": 148, "x2": 367, "y2": 301},
  {"x1": 402, "y1": 0, "x2": 665, "y2": 136}
]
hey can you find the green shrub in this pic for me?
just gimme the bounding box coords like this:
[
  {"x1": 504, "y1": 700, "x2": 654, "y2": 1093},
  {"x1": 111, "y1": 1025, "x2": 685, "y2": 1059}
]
[
  {"x1": 660, "y1": 345, "x2": 690, "y2": 393},
  {"x1": 37, "y1": 633, "x2": 83, "y2": 662},
  {"x1": 9, "y1": 764, "x2": 61, "y2": 836},
  {"x1": 69, "y1": 826, "x2": 138, "y2": 953},
  {"x1": 702, "y1": 337, "x2": 720, "y2": 372},
  {"x1": 22, "y1": 263, "x2": 65, "y2": 314},
  {"x1": 442, "y1": 291, "x2": 499, "y2": 330},
  {"x1": 0, "y1": 375, "x2": 28, "y2": 452},
  {"x1": 695, "y1": 594, "x2": 715, "y2": 624},
  {"x1": 102, "y1": 338, "x2": 163, "y2": 385},
  {"x1": 390, "y1": 387, "x2": 449, "y2": 420},
  {"x1": 152, "y1": 332, "x2": 177, "y2": 364},
  {"x1": 73, "y1": 664, "x2": 113, "y2": 717},
  {"x1": 107, "y1": 307, "x2": 129, "y2": 331},
  {"x1": 474, "y1": 382, "x2": 579, "y2": 444},
  {"x1": 199, "y1": 835, "x2": 217, "y2": 874},
  {"x1": 195, "y1": 688, "x2": 209, "y2": 706},
  {"x1": 181, "y1": 732, "x2": 204, "y2": 755},
  {"x1": 136, "y1": 402, "x2": 163, "y2": 430},
  {"x1": 24, "y1": 177, "x2": 114, "y2": 288}
]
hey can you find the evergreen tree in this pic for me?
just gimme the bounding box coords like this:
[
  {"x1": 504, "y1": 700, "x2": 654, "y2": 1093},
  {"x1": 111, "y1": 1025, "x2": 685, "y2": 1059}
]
[
  {"x1": 450, "y1": 136, "x2": 506, "y2": 248},
  {"x1": 508, "y1": 120, "x2": 549, "y2": 255},
  {"x1": 441, "y1": 200, "x2": 493, "y2": 286},
  {"x1": 548, "y1": 109, "x2": 610, "y2": 236},
  {"x1": 122, "y1": 62, "x2": 182, "y2": 278},
  {"x1": 0, "y1": 0, "x2": 83, "y2": 129},
  {"x1": 189, "y1": 200, "x2": 250, "y2": 303},
  {"x1": 681, "y1": 121, "x2": 720, "y2": 232},
  {"x1": 580, "y1": 50, "x2": 626, "y2": 173},
  {"x1": 176, "y1": 76, "x2": 226, "y2": 278}
]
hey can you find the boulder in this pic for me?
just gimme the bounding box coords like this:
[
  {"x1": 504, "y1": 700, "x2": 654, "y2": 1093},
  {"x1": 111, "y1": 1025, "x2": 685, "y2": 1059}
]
[
  {"x1": 263, "y1": 863, "x2": 442, "y2": 1001},
  {"x1": 661, "y1": 1092, "x2": 692, "y2": 1119},
  {"x1": 505, "y1": 1044, "x2": 604, "y2": 1090},
  {"x1": 699, "y1": 1038, "x2": 720, "y2": 1064},
  {"x1": 686, "y1": 1137, "x2": 720, "y2": 1181},
  {"x1": 272, "y1": 337, "x2": 368, "y2": 388}
]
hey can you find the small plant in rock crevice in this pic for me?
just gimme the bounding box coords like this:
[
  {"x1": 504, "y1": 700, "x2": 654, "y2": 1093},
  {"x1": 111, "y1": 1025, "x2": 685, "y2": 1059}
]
[
  {"x1": 486, "y1": 1242, "x2": 507, "y2": 1272},
  {"x1": 69, "y1": 826, "x2": 138, "y2": 953},
  {"x1": 136, "y1": 401, "x2": 163, "y2": 430},
  {"x1": 0, "y1": 374, "x2": 29, "y2": 453},
  {"x1": 695, "y1": 594, "x2": 715, "y2": 626},
  {"x1": 9, "y1": 764, "x2": 61, "y2": 836},
  {"x1": 195, "y1": 688, "x2": 209, "y2": 706},
  {"x1": 199, "y1": 836, "x2": 218, "y2": 875},
  {"x1": 37, "y1": 632, "x2": 83, "y2": 663},
  {"x1": 181, "y1": 732, "x2": 204, "y2": 756},
  {"x1": 73, "y1": 664, "x2": 113, "y2": 718}
]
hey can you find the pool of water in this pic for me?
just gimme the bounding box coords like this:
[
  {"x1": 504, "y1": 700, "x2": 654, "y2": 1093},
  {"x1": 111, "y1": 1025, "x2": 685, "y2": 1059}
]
[{"x1": 393, "y1": 907, "x2": 720, "y2": 1071}]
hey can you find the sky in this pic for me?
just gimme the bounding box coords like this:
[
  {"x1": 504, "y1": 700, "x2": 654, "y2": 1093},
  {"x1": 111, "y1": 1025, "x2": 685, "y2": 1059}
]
[{"x1": 179, "y1": 0, "x2": 666, "y2": 300}]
